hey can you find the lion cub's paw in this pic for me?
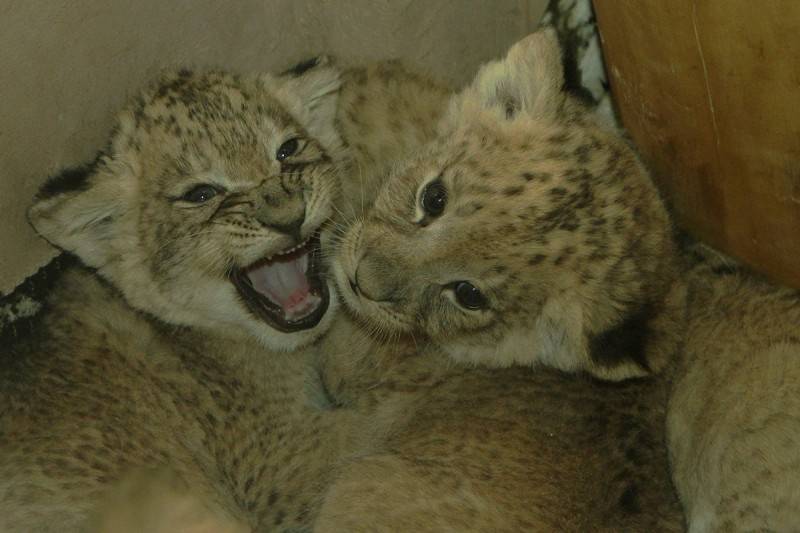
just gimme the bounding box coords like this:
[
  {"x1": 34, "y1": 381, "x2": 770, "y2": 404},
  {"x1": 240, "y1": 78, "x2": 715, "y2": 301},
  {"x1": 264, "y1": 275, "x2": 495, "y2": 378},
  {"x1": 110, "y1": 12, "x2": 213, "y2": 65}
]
[{"x1": 89, "y1": 470, "x2": 250, "y2": 533}]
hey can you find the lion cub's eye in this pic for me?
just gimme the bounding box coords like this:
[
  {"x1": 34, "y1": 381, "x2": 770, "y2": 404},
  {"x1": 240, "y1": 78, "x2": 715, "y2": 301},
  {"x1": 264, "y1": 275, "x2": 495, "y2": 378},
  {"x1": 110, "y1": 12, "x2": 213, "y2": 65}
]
[
  {"x1": 276, "y1": 138, "x2": 300, "y2": 161},
  {"x1": 453, "y1": 281, "x2": 487, "y2": 310},
  {"x1": 181, "y1": 184, "x2": 219, "y2": 203},
  {"x1": 421, "y1": 179, "x2": 447, "y2": 218}
]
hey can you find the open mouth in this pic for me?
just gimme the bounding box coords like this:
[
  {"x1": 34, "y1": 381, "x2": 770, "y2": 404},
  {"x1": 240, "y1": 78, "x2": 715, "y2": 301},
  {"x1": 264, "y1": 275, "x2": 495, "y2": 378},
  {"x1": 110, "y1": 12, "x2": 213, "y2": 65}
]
[{"x1": 230, "y1": 232, "x2": 329, "y2": 333}]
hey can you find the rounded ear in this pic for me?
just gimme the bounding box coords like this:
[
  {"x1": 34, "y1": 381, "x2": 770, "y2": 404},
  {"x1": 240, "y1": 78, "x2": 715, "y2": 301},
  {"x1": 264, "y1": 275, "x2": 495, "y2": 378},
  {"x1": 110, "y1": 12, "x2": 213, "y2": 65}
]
[
  {"x1": 459, "y1": 27, "x2": 566, "y2": 121},
  {"x1": 264, "y1": 56, "x2": 343, "y2": 151},
  {"x1": 530, "y1": 291, "x2": 679, "y2": 382},
  {"x1": 27, "y1": 154, "x2": 133, "y2": 269},
  {"x1": 28, "y1": 105, "x2": 139, "y2": 268},
  {"x1": 280, "y1": 55, "x2": 331, "y2": 78},
  {"x1": 583, "y1": 303, "x2": 659, "y2": 381}
]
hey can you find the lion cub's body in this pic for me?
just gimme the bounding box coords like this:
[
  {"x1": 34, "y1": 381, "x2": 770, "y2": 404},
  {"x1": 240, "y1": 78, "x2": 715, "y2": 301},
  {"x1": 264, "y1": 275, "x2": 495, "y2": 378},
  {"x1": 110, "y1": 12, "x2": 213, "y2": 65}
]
[
  {"x1": 327, "y1": 29, "x2": 800, "y2": 531},
  {"x1": 0, "y1": 60, "x2": 449, "y2": 532},
  {"x1": 1, "y1": 266, "x2": 348, "y2": 531},
  {"x1": 315, "y1": 319, "x2": 684, "y2": 532},
  {"x1": 336, "y1": 61, "x2": 450, "y2": 217},
  {"x1": 319, "y1": 30, "x2": 684, "y2": 531},
  {"x1": 668, "y1": 251, "x2": 800, "y2": 532}
]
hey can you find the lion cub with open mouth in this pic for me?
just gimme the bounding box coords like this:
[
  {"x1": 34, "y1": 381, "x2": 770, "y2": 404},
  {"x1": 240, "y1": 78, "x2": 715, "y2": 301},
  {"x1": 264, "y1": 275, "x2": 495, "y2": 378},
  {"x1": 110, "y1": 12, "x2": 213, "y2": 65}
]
[{"x1": 1, "y1": 58, "x2": 449, "y2": 531}]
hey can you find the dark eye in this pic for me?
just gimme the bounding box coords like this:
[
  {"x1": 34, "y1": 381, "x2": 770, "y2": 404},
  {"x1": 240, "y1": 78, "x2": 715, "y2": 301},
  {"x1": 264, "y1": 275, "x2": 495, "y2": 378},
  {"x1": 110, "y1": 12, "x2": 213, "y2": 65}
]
[
  {"x1": 421, "y1": 179, "x2": 447, "y2": 218},
  {"x1": 276, "y1": 138, "x2": 300, "y2": 161},
  {"x1": 181, "y1": 184, "x2": 218, "y2": 203},
  {"x1": 453, "y1": 281, "x2": 487, "y2": 310}
]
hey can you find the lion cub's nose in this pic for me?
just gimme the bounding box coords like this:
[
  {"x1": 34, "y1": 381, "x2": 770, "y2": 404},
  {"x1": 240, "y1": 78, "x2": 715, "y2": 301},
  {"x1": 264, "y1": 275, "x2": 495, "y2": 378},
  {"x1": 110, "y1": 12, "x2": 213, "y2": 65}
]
[
  {"x1": 255, "y1": 179, "x2": 306, "y2": 240},
  {"x1": 354, "y1": 253, "x2": 400, "y2": 302}
]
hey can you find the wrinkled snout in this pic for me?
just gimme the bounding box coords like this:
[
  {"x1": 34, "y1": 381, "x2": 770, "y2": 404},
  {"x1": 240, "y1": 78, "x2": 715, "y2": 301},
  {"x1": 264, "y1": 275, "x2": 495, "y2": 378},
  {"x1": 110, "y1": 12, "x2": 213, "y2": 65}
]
[{"x1": 254, "y1": 176, "x2": 306, "y2": 240}]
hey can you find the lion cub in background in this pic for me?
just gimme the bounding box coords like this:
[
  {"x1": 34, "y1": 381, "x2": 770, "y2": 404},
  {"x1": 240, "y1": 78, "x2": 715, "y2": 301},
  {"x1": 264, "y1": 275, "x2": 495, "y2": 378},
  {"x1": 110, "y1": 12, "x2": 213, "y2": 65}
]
[{"x1": 668, "y1": 248, "x2": 800, "y2": 532}]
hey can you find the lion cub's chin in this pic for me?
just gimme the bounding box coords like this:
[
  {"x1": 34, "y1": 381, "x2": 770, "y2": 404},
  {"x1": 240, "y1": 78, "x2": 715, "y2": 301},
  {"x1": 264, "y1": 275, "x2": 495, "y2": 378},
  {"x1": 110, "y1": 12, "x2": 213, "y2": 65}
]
[
  {"x1": 245, "y1": 284, "x2": 340, "y2": 352},
  {"x1": 184, "y1": 278, "x2": 340, "y2": 353}
]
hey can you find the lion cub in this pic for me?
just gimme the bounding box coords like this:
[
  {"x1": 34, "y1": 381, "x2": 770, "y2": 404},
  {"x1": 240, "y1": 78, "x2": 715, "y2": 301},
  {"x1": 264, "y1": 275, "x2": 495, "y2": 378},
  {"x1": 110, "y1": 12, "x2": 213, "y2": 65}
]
[
  {"x1": 328, "y1": 28, "x2": 800, "y2": 532},
  {"x1": 667, "y1": 248, "x2": 800, "y2": 532},
  {"x1": 330, "y1": 30, "x2": 683, "y2": 383},
  {"x1": 0, "y1": 58, "x2": 449, "y2": 531},
  {"x1": 316, "y1": 29, "x2": 685, "y2": 531}
]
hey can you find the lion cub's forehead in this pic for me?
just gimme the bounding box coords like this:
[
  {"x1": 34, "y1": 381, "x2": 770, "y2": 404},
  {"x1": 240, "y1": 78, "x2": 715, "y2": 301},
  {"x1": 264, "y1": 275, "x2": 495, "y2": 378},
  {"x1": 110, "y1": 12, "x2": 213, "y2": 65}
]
[
  {"x1": 139, "y1": 70, "x2": 292, "y2": 124},
  {"x1": 440, "y1": 119, "x2": 621, "y2": 196},
  {"x1": 120, "y1": 70, "x2": 295, "y2": 176}
]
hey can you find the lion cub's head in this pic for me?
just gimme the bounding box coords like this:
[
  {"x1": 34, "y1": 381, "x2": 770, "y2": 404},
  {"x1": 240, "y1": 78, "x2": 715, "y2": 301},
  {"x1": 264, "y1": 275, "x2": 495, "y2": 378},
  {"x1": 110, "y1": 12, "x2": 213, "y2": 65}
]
[
  {"x1": 29, "y1": 60, "x2": 345, "y2": 351},
  {"x1": 332, "y1": 30, "x2": 681, "y2": 380}
]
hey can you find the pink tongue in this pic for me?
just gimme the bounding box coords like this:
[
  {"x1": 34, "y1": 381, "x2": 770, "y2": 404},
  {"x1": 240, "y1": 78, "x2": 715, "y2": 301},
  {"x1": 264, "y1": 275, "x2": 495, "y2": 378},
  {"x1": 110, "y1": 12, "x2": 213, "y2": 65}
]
[{"x1": 246, "y1": 251, "x2": 319, "y2": 319}]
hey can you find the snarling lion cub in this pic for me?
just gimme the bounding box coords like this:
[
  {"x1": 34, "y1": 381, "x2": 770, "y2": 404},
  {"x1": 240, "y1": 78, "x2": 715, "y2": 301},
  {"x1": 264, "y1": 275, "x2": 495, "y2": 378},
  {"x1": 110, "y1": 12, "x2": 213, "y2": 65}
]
[{"x1": 1, "y1": 58, "x2": 449, "y2": 532}]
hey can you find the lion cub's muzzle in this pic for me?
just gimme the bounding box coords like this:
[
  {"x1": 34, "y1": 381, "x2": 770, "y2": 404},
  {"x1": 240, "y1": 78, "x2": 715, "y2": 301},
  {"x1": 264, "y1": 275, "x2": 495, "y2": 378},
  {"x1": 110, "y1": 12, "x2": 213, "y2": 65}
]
[
  {"x1": 254, "y1": 177, "x2": 307, "y2": 241},
  {"x1": 230, "y1": 232, "x2": 328, "y2": 333},
  {"x1": 351, "y1": 251, "x2": 403, "y2": 303},
  {"x1": 229, "y1": 178, "x2": 330, "y2": 333}
]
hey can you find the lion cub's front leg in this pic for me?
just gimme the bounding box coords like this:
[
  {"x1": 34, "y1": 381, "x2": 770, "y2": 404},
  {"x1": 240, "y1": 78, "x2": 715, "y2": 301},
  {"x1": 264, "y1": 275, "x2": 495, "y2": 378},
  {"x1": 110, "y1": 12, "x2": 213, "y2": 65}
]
[
  {"x1": 89, "y1": 470, "x2": 250, "y2": 533},
  {"x1": 315, "y1": 454, "x2": 488, "y2": 533}
]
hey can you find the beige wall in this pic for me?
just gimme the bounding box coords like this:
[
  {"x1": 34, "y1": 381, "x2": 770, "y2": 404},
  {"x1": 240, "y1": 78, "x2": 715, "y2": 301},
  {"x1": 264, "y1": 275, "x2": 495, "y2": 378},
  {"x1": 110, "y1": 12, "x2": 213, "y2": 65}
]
[{"x1": 0, "y1": 0, "x2": 547, "y2": 295}]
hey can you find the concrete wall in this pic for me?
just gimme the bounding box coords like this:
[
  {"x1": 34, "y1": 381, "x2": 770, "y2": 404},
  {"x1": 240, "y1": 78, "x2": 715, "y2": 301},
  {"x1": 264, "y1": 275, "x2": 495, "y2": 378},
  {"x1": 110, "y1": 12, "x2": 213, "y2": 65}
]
[{"x1": 0, "y1": 0, "x2": 547, "y2": 294}]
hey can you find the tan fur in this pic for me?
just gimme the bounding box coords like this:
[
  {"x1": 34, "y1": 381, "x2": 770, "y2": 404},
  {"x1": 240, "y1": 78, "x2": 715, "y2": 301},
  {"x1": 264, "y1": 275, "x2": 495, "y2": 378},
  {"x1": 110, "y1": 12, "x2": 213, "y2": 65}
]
[
  {"x1": 1, "y1": 268, "x2": 358, "y2": 532},
  {"x1": 330, "y1": 29, "x2": 682, "y2": 382},
  {"x1": 328, "y1": 32, "x2": 800, "y2": 530},
  {"x1": 668, "y1": 248, "x2": 800, "y2": 532},
  {"x1": 28, "y1": 63, "x2": 346, "y2": 352},
  {"x1": 335, "y1": 60, "x2": 451, "y2": 219},
  {"x1": 314, "y1": 315, "x2": 684, "y2": 531},
  {"x1": 1, "y1": 60, "x2": 449, "y2": 531},
  {"x1": 315, "y1": 29, "x2": 685, "y2": 531},
  {"x1": 89, "y1": 469, "x2": 249, "y2": 533}
]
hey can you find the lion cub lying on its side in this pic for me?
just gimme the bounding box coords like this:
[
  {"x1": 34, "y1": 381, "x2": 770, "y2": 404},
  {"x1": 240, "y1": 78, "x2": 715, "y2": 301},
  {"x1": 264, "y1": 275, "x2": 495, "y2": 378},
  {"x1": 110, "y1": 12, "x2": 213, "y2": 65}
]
[
  {"x1": 668, "y1": 248, "x2": 800, "y2": 532},
  {"x1": 316, "y1": 29, "x2": 685, "y2": 531},
  {"x1": 327, "y1": 26, "x2": 800, "y2": 532},
  {"x1": 331, "y1": 35, "x2": 684, "y2": 383},
  {"x1": 1, "y1": 58, "x2": 449, "y2": 532}
]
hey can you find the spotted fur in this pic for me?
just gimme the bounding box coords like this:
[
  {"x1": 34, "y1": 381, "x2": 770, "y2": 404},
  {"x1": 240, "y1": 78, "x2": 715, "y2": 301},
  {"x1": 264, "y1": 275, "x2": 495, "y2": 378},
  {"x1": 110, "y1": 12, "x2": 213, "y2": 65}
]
[
  {"x1": 314, "y1": 310, "x2": 684, "y2": 531},
  {"x1": 314, "y1": 29, "x2": 685, "y2": 531},
  {"x1": 334, "y1": 60, "x2": 451, "y2": 219},
  {"x1": 331, "y1": 29, "x2": 682, "y2": 381},
  {"x1": 668, "y1": 247, "x2": 800, "y2": 532},
  {"x1": 327, "y1": 30, "x2": 800, "y2": 531},
  {"x1": 0, "y1": 266, "x2": 367, "y2": 532},
  {"x1": 2, "y1": 59, "x2": 450, "y2": 531}
]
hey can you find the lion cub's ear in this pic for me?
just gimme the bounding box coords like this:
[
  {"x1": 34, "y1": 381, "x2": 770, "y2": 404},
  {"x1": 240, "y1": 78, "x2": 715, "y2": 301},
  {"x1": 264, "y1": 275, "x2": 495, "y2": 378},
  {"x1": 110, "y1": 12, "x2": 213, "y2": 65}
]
[
  {"x1": 467, "y1": 27, "x2": 565, "y2": 120},
  {"x1": 266, "y1": 55, "x2": 343, "y2": 151},
  {"x1": 27, "y1": 151, "x2": 133, "y2": 269}
]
